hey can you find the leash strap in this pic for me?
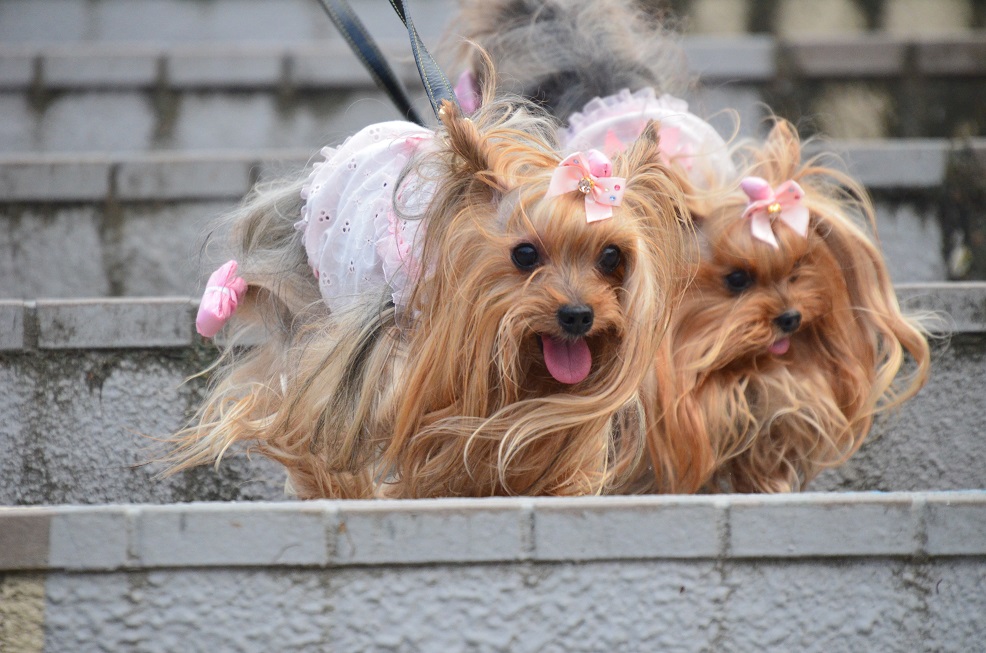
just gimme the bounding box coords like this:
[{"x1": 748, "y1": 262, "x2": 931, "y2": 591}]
[
  {"x1": 313, "y1": 0, "x2": 425, "y2": 125},
  {"x1": 386, "y1": 0, "x2": 461, "y2": 117}
]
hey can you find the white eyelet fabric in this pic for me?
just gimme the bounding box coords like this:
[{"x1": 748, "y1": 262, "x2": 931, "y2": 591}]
[{"x1": 298, "y1": 121, "x2": 435, "y2": 314}]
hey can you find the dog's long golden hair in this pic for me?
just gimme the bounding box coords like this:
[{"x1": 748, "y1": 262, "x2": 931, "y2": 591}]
[
  {"x1": 632, "y1": 121, "x2": 931, "y2": 494},
  {"x1": 167, "y1": 93, "x2": 691, "y2": 499}
]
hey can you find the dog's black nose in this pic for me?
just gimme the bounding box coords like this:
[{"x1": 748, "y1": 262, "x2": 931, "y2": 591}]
[
  {"x1": 774, "y1": 310, "x2": 802, "y2": 333},
  {"x1": 557, "y1": 304, "x2": 594, "y2": 336}
]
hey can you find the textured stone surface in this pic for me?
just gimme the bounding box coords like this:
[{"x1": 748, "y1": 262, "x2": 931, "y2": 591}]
[
  {"x1": 1, "y1": 495, "x2": 983, "y2": 651},
  {"x1": 776, "y1": 0, "x2": 867, "y2": 35},
  {"x1": 0, "y1": 350, "x2": 284, "y2": 506},
  {"x1": 336, "y1": 498, "x2": 531, "y2": 564},
  {"x1": 721, "y1": 560, "x2": 924, "y2": 652},
  {"x1": 36, "y1": 299, "x2": 193, "y2": 349},
  {"x1": 533, "y1": 495, "x2": 722, "y2": 560},
  {"x1": 813, "y1": 336, "x2": 986, "y2": 492},
  {"x1": 884, "y1": 0, "x2": 973, "y2": 34},
  {"x1": 729, "y1": 494, "x2": 919, "y2": 557},
  {"x1": 0, "y1": 0, "x2": 452, "y2": 44},
  {"x1": 0, "y1": 574, "x2": 46, "y2": 653},
  {"x1": 0, "y1": 303, "x2": 26, "y2": 351},
  {"x1": 136, "y1": 503, "x2": 329, "y2": 567},
  {"x1": 22, "y1": 554, "x2": 986, "y2": 652}
]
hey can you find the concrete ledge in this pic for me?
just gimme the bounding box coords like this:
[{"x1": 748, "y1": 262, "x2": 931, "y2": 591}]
[
  {"x1": 35, "y1": 298, "x2": 194, "y2": 349},
  {"x1": 0, "y1": 283, "x2": 975, "y2": 350},
  {"x1": 2, "y1": 141, "x2": 981, "y2": 202},
  {"x1": 1, "y1": 492, "x2": 982, "y2": 571},
  {"x1": 2, "y1": 36, "x2": 984, "y2": 91},
  {"x1": 897, "y1": 283, "x2": 986, "y2": 333}
]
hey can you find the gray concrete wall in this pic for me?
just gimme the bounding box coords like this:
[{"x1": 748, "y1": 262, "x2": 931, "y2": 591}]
[
  {"x1": 1, "y1": 493, "x2": 984, "y2": 652},
  {"x1": 0, "y1": 286, "x2": 983, "y2": 506}
]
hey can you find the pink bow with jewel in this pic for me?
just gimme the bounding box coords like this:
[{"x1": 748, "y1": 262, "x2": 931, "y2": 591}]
[
  {"x1": 740, "y1": 176, "x2": 810, "y2": 249},
  {"x1": 546, "y1": 150, "x2": 626, "y2": 222},
  {"x1": 196, "y1": 260, "x2": 247, "y2": 338}
]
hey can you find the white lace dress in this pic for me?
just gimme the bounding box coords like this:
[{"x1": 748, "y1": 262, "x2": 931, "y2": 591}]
[{"x1": 297, "y1": 121, "x2": 435, "y2": 314}]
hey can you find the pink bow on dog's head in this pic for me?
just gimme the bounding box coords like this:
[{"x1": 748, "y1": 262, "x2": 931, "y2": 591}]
[
  {"x1": 740, "y1": 176, "x2": 810, "y2": 249},
  {"x1": 196, "y1": 260, "x2": 247, "y2": 338},
  {"x1": 546, "y1": 150, "x2": 626, "y2": 223}
]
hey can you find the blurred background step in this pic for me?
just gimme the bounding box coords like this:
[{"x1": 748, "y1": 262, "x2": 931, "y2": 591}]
[
  {"x1": 3, "y1": 140, "x2": 980, "y2": 298},
  {"x1": 1, "y1": 493, "x2": 984, "y2": 651},
  {"x1": 0, "y1": 285, "x2": 982, "y2": 506},
  {"x1": 1, "y1": 35, "x2": 984, "y2": 153}
]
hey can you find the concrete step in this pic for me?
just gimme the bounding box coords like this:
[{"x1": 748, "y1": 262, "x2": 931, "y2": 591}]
[
  {"x1": 1, "y1": 35, "x2": 984, "y2": 151},
  {"x1": 2, "y1": 140, "x2": 979, "y2": 297},
  {"x1": 1, "y1": 492, "x2": 984, "y2": 651},
  {"x1": 0, "y1": 0, "x2": 454, "y2": 45},
  {"x1": 0, "y1": 284, "x2": 983, "y2": 506}
]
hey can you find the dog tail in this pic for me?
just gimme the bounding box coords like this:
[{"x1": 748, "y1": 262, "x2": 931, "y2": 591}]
[
  {"x1": 447, "y1": 0, "x2": 691, "y2": 122},
  {"x1": 160, "y1": 174, "x2": 325, "y2": 478}
]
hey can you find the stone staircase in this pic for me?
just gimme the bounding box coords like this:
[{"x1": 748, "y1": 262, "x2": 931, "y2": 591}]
[{"x1": 1, "y1": 1, "x2": 985, "y2": 651}]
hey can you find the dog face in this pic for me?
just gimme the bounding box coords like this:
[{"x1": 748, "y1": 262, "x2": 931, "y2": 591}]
[
  {"x1": 678, "y1": 198, "x2": 847, "y2": 376},
  {"x1": 384, "y1": 111, "x2": 689, "y2": 497},
  {"x1": 647, "y1": 121, "x2": 930, "y2": 495},
  {"x1": 443, "y1": 188, "x2": 658, "y2": 391}
]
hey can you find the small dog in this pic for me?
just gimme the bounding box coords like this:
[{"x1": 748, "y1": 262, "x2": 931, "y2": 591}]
[
  {"x1": 167, "y1": 89, "x2": 691, "y2": 499},
  {"x1": 640, "y1": 122, "x2": 932, "y2": 492},
  {"x1": 452, "y1": 0, "x2": 931, "y2": 493}
]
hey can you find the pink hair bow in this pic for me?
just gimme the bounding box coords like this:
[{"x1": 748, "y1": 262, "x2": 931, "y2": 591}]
[
  {"x1": 546, "y1": 150, "x2": 626, "y2": 222},
  {"x1": 196, "y1": 260, "x2": 247, "y2": 338},
  {"x1": 740, "y1": 176, "x2": 809, "y2": 249}
]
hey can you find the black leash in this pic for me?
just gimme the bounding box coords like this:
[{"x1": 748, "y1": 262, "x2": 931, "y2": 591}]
[
  {"x1": 314, "y1": 0, "x2": 460, "y2": 123},
  {"x1": 386, "y1": 0, "x2": 460, "y2": 117},
  {"x1": 313, "y1": 0, "x2": 425, "y2": 125}
]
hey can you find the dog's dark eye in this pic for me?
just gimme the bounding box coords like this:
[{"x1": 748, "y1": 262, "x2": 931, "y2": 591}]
[
  {"x1": 511, "y1": 243, "x2": 540, "y2": 271},
  {"x1": 598, "y1": 245, "x2": 622, "y2": 275},
  {"x1": 724, "y1": 269, "x2": 754, "y2": 293}
]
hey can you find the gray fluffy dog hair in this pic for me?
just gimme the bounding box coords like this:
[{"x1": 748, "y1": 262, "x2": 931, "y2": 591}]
[{"x1": 447, "y1": 0, "x2": 693, "y2": 123}]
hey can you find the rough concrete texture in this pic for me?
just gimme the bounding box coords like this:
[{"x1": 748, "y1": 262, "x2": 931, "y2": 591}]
[
  {"x1": 687, "y1": 0, "x2": 749, "y2": 34},
  {"x1": 0, "y1": 349, "x2": 284, "y2": 505},
  {"x1": 0, "y1": 88, "x2": 405, "y2": 153},
  {"x1": 0, "y1": 573, "x2": 45, "y2": 653},
  {"x1": 883, "y1": 0, "x2": 974, "y2": 33},
  {"x1": 776, "y1": 0, "x2": 867, "y2": 34},
  {"x1": 0, "y1": 0, "x2": 453, "y2": 45},
  {"x1": 814, "y1": 335, "x2": 986, "y2": 491},
  {"x1": 813, "y1": 83, "x2": 894, "y2": 139},
  {"x1": 21, "y1": 558, "x2": 984, "y2": 652},
  {"x1": 0, "y1": 331, "x2": 982, "y2": 504},
  {"x1": 1, "y1": 495, "x2": 982, "y2": 650}
]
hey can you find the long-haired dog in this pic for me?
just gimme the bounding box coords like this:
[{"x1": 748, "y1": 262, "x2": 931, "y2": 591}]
[
  {"x1": 640, "y1": 121, "x2": 931, "y2": 493},
  {"x1": 166, "y1": 89, "x2": 691, "y2": 499},
  {"x1": 451, "y1": 0, "x2": 931, "y2": 493}
]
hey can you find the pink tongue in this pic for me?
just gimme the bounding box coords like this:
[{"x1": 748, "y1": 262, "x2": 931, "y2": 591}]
[
  {"x1": 541, "y1": 336, "x2": 592, "y2": 384},
  {"x1": 769, "y1": 337, "x2": 791, "y2": 355}
]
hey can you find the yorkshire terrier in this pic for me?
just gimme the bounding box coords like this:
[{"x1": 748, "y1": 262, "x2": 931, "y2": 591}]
[
  {"x1": 642, "y1": 121, "x2": 932, "y2": 493},
  {"x1": 166, "y1": 84, "x2": 691, "y2": 498},
  {"x1": 451, "y1": 0, "x2": 931, "y2": 493}
]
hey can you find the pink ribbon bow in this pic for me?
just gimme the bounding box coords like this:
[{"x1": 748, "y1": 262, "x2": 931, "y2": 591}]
[
  {"x1": 196, "y1": 260, "x2": 247, "y2": 338},
  {"x1": 740, "y1": 176, "x2": 810, "y2": 249},
  {"x1": 546, "y1": 150, "x2": 626, "y2": 223}
]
